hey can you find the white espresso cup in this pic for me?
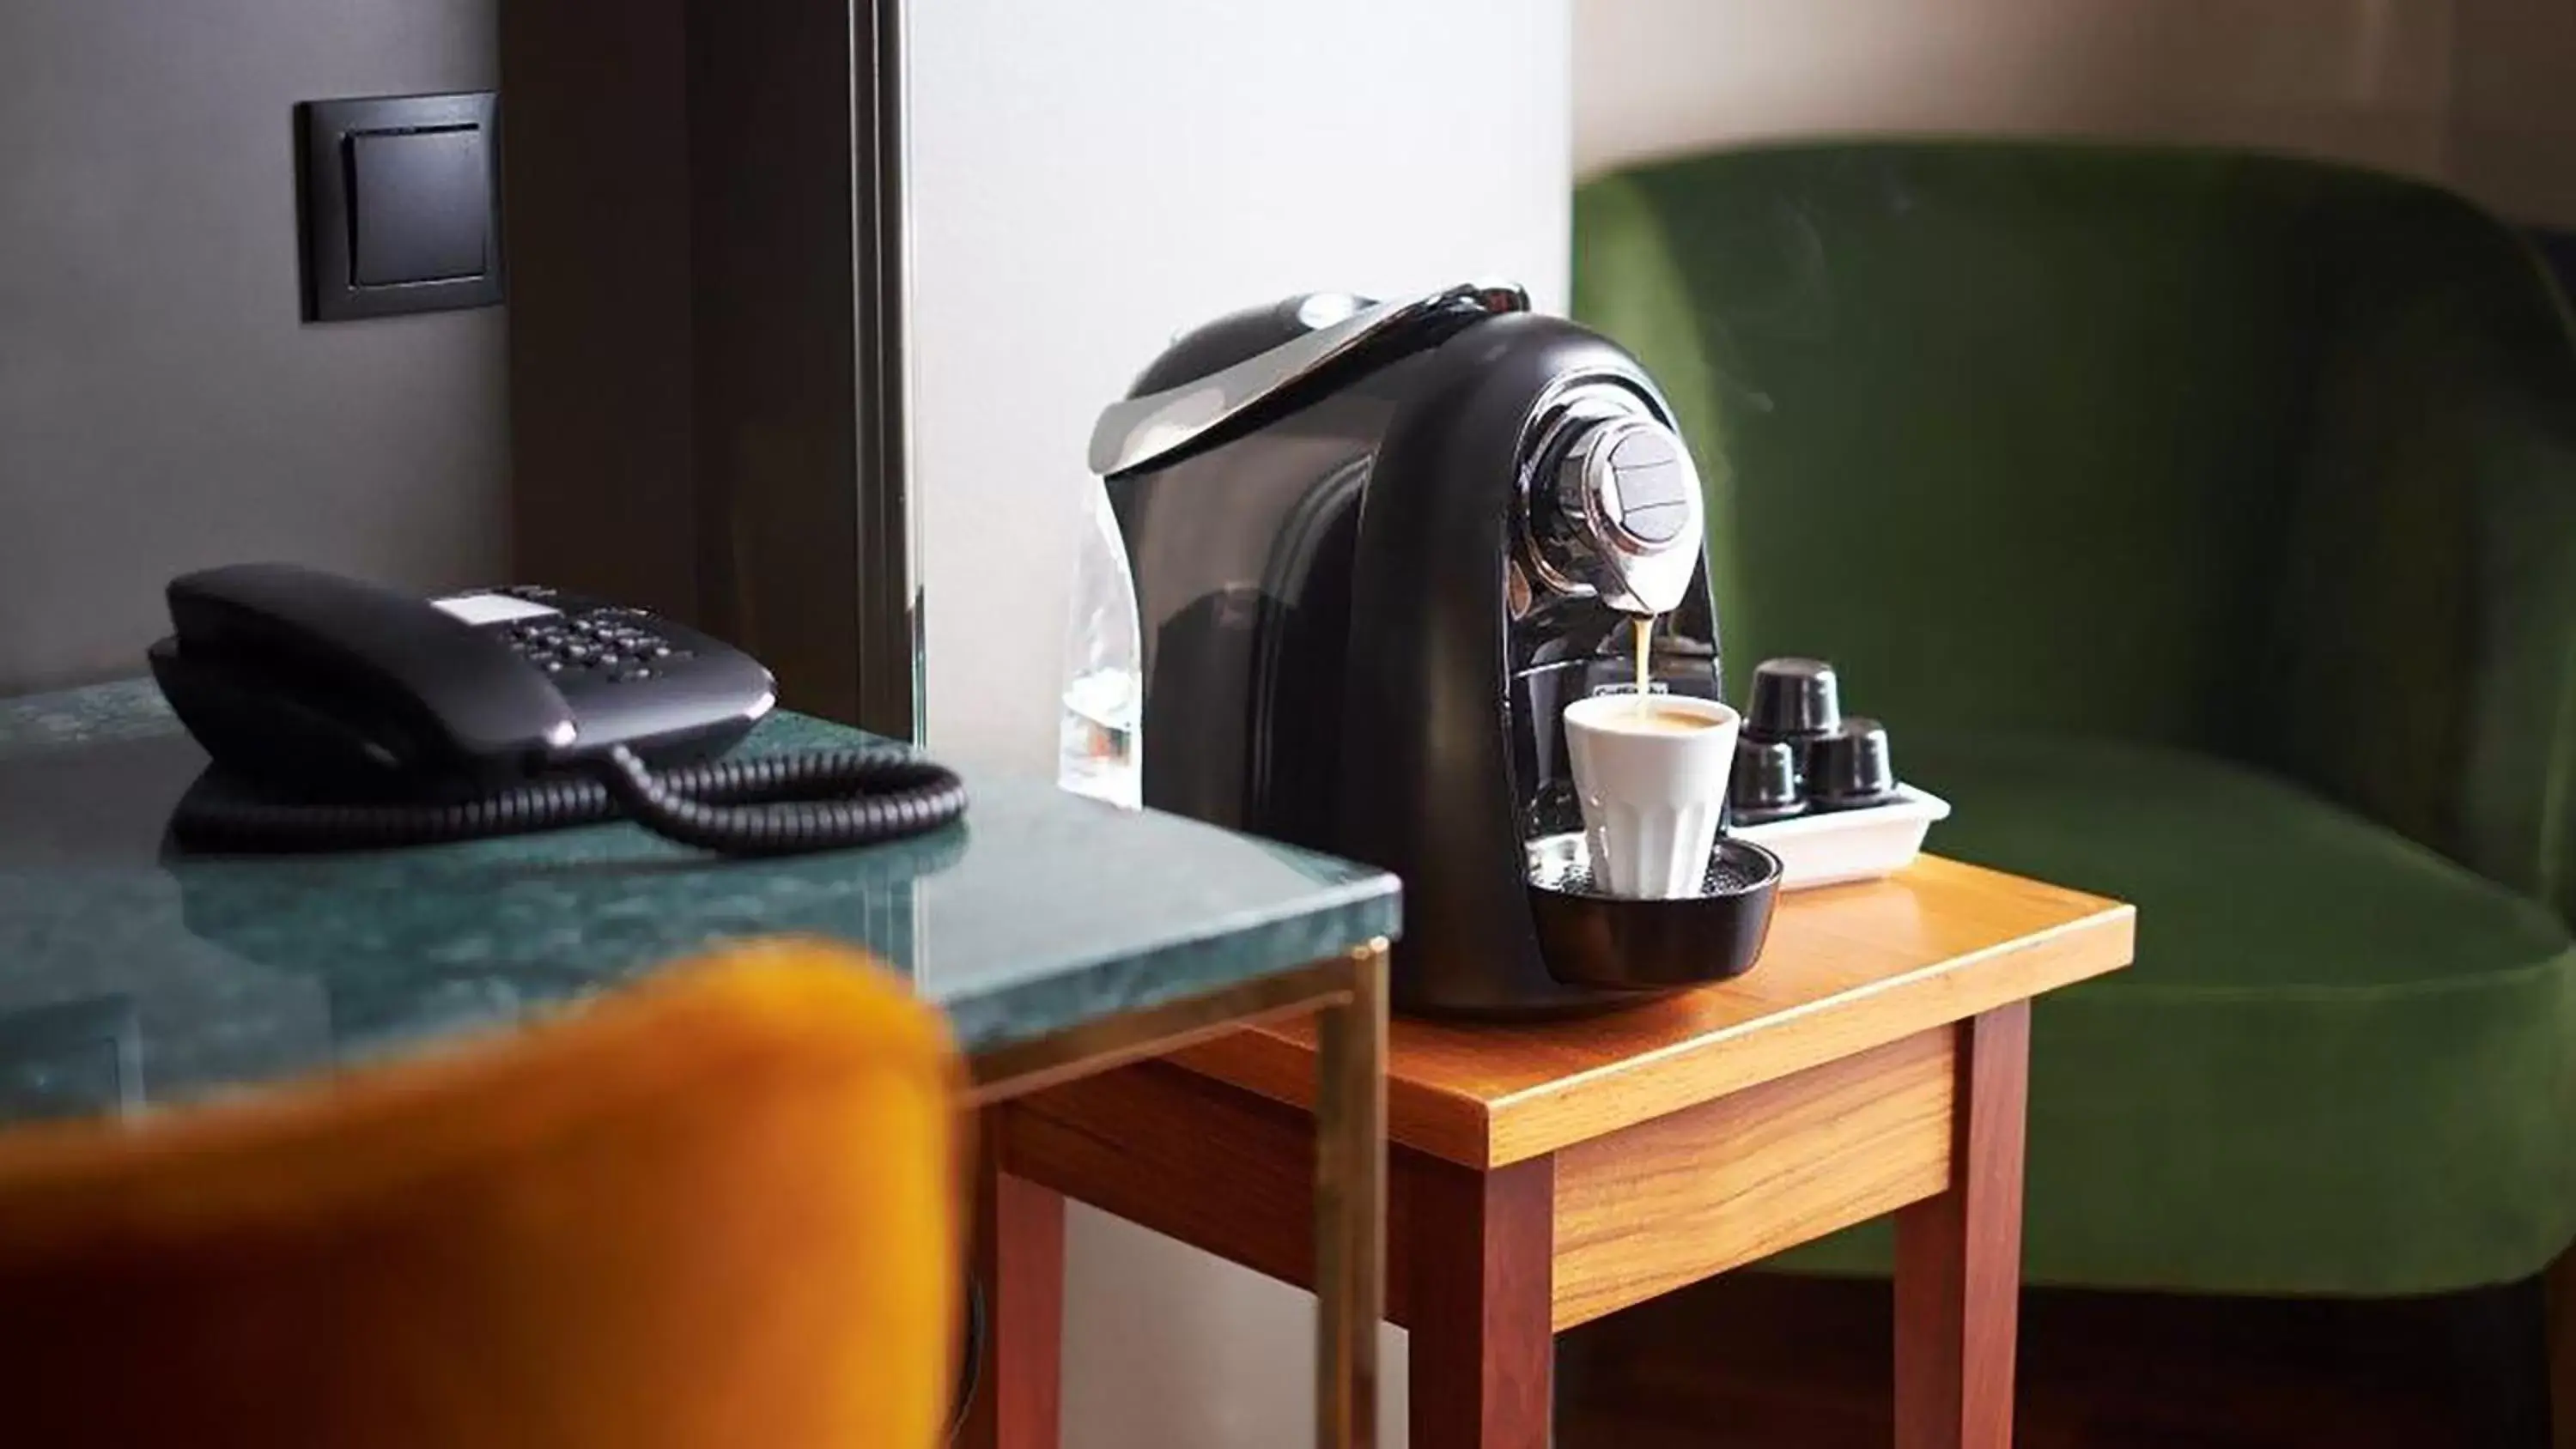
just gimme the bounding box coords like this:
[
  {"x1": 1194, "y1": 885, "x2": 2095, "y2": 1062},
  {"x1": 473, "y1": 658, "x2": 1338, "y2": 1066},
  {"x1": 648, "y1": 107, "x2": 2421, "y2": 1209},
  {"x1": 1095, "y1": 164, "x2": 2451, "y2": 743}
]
[{"x1": 1562, "y1": 692, "x2": 1742, "y2": 899}]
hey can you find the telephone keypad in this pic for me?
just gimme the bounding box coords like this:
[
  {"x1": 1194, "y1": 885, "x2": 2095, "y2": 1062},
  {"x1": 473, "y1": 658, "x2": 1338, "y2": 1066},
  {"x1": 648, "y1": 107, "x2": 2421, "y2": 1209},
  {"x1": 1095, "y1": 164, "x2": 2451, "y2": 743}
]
[{"x1": 497, "y1": 606, "x2": 690, "y2": 684}]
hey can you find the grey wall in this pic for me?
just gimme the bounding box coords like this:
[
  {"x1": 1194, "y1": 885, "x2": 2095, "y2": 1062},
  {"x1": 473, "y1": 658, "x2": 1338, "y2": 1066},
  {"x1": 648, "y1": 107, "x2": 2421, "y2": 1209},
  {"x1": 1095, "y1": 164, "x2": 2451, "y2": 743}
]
[{"x1": 0, "y1": 0, "x2": 507, "y2": 694}]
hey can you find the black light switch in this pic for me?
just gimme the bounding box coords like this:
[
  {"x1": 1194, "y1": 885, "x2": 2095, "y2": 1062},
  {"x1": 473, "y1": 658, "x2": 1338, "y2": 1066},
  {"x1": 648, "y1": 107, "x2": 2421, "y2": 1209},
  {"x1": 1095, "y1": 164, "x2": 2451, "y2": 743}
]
[
  {"x1": 349, "y1": 127, "x2": 489, "y2": 285},
  {"x1": 297, "y1": 92, "x2": 502, "y2": 321}
]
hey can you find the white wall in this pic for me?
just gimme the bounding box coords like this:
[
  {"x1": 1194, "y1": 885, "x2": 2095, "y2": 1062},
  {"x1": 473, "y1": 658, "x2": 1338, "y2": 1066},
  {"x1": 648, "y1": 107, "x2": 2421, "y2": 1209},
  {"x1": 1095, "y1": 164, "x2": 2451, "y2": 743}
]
[
  {"x1": 914, "y1": 0, "x2": 1571, "y2": 784},
  {"x1": 908, "y1": 2, "x2": 1569, "y2": 1445},
  {"x1": 1572, "y1": 0, "x2": 2454, "y2": 181},
  {"x1": 1571, "y1": 0, "x2": 2576, "y2": 229},
  {"x1": 2450, "y1": 0, "x2": 2576, "y2": 225}
]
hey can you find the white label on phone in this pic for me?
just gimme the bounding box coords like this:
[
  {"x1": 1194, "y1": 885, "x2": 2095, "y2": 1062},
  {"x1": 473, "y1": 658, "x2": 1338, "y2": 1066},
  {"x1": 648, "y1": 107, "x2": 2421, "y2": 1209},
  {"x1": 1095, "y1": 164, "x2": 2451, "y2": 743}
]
[{"x1": 431, "y1": 592, "x2": 561, "y2": 626}]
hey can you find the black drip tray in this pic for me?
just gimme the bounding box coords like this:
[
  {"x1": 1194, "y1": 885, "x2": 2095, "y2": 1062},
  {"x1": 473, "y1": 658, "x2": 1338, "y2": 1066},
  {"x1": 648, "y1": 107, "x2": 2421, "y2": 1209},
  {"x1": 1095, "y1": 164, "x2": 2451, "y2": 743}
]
[
  {"x1": 1528, "y1": 834, "x2": 1777, "y2": 897},
  {"x1": 1524, "y1": 832, "x2": 1783, "y2": 992}
]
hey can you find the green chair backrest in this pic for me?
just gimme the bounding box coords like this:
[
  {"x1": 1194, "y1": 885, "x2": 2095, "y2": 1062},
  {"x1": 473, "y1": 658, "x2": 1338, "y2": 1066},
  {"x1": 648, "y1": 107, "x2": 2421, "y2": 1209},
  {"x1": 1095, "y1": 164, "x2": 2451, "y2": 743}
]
[{"x1": 1576, "y1": 142, "x2": 2576, "y2": 916}]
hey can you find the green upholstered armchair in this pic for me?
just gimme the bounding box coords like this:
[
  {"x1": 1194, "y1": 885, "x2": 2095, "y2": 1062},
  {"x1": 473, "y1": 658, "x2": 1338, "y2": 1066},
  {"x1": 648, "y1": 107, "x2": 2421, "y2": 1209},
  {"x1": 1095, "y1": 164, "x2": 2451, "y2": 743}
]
[{"x1": 1575, "y1": 142, "x2": 2576, "y2": 1300}]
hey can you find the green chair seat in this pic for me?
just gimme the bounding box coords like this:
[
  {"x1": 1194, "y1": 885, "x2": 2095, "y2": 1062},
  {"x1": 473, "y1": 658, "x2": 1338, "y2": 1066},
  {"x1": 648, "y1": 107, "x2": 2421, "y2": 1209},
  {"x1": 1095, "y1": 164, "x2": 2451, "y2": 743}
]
[{"x1": 1778, "y1": 734, "x2": 2576, "y2": 1294}]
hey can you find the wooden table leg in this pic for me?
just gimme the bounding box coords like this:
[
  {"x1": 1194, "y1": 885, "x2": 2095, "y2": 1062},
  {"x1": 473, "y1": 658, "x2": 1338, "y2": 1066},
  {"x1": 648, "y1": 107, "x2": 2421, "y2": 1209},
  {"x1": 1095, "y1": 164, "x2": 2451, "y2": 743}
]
[
  {"x1": 963, "y1": 1118, "x2": 1066, "y2": 1449},
  {"x1": 1315, "y1": 943, "x2": 1390, "y2": 1449},
  {"x1": 1406, "y1": 1152, "x2": 1556, "y2": 1449},
  {"x1": 2550, "y1": 1244, "x2": 2576, "y2": 1449},
  {"x1": 1894, "y1": 1003, "x2": 2032, "y2": 1449}
]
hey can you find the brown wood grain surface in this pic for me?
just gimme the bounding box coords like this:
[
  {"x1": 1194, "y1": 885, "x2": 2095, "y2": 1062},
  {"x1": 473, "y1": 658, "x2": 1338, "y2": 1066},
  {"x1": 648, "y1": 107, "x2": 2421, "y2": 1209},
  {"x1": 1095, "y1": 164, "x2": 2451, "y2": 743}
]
[
  {"x1": 1894, "y1": 1002, "x2": 2031, "y2": 1449},
  {"x1": 996, "y1": 1058, "x2": 1435, "y2": 1328},
  {"x1": 1171, "y1": 855, "x2": 2131, "y2": 1167},
  {"x1": 1550, "y1": 1027, "x2": 1954, "y2": 1331},
  {"x1": 1407, "y1": 1155, "x2": 1557, "y2": 1449}
]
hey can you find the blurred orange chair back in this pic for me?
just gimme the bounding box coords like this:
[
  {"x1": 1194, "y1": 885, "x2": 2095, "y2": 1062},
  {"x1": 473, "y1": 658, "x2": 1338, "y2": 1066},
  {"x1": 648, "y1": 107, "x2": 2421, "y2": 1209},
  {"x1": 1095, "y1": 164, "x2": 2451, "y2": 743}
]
[{"x1": 0, "y1": 940, "x2": 961, "y2": 1449}]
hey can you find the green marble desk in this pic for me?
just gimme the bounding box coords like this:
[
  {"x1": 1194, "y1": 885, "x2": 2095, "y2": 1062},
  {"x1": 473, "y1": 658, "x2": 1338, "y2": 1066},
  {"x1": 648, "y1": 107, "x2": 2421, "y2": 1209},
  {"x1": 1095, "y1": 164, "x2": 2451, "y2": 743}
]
[{"x1": 0, "y1": 679, "x2": 1396, "y2": 1449}]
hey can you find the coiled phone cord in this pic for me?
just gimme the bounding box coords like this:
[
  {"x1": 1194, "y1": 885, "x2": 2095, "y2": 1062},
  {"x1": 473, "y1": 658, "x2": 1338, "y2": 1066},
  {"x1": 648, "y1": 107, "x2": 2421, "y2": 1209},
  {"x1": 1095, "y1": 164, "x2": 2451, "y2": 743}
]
[{"x1": 170, "y1": 745, "x2": 969, "y2": 857}]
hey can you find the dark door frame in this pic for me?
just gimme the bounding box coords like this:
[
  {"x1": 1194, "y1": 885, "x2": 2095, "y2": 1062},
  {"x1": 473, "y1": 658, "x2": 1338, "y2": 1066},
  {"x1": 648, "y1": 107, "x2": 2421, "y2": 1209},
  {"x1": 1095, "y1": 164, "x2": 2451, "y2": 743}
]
[{"x1": 502, "y1": 0, "x2": 918, "y2": 739}]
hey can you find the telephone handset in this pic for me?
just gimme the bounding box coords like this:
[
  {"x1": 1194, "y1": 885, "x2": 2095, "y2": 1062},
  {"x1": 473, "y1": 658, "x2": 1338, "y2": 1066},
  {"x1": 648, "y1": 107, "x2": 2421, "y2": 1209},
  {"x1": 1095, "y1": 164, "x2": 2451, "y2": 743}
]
[{"x1": 149, "y1": 563, "x2": 964, "y2": 855}]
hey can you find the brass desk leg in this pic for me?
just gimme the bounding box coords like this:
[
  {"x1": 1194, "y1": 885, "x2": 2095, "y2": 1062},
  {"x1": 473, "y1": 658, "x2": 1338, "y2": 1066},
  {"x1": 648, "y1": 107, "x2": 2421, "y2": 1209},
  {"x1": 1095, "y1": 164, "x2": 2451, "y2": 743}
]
[{"x1": 1313, "y1": 939, "x2": 1389, "y2": 1449}]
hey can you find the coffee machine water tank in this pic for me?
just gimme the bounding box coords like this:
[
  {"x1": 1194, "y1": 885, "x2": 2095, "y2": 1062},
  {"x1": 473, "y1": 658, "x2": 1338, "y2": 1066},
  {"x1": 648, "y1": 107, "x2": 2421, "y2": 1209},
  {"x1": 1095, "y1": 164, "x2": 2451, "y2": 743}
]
[
  {"x1": 1091, "y1": 282, "x2": 1733, "y2": 1016},
  {"x1": 1058, "y1": 472, "x2": 1143, "y2": 809}
]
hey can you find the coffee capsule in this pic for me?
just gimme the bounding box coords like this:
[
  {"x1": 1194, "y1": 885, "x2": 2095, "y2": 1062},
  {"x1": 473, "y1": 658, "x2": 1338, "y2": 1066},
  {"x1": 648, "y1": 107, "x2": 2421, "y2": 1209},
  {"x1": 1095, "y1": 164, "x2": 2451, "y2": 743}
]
[
  {"x1": 1805, "y1": 717, "x2": 1899, "y2": 809},
  {"x1": 1746, "y1": 657, "x2": 1842, "y2": 741},
  {"x1": 1728, "y1": 736, "x2": 1807, "y2": 825}
]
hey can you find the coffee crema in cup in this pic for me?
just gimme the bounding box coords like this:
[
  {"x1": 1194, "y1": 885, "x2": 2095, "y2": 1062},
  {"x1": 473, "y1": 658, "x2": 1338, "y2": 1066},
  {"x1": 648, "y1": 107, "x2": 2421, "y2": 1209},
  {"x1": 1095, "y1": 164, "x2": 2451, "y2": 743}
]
[{"x1": 1597, "y1": 702, "x2": 1727, "y2": 735}]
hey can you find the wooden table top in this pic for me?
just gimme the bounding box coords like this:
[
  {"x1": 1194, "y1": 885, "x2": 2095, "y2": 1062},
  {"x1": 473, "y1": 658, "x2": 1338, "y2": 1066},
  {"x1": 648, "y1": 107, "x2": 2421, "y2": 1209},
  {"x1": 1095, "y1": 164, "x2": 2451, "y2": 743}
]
[{"x1": 1171, "y1": 855, "x2": 2134, "y2": 1168}]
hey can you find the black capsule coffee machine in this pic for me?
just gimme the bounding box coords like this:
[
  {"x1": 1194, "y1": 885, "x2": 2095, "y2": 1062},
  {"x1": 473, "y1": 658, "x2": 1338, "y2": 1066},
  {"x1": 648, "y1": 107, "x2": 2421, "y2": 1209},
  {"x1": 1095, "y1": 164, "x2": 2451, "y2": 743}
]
[{"x1": 1093, "y1": 282, "x2": 1778, "y2": 1016}]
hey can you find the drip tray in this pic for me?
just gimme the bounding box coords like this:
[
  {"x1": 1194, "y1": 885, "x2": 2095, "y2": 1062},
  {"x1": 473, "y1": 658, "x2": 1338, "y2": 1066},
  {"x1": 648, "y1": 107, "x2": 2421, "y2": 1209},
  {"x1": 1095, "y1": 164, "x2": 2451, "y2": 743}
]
[{"x1": 1523, "y1": 832, "x2": 1783, "y2": 992}]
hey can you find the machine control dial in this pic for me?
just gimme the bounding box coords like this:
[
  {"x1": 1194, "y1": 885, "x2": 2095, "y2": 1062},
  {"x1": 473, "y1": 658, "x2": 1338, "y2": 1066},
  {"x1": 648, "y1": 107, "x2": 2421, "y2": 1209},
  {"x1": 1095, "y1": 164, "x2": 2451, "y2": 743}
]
[
  {"x1": 1532, "y1": 411, "x2": 1705, "y2": 616},
  {"x1": 1578, "y1": 419, "x2": 1698, "y2": 550}
]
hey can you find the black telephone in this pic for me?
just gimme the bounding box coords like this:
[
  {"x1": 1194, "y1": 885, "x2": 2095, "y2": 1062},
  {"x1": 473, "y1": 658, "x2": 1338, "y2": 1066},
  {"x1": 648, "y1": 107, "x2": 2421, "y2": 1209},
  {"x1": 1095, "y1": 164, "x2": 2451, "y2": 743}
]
[{"x1": 150, "y1": 563, "x2": 964, "y2": 856}]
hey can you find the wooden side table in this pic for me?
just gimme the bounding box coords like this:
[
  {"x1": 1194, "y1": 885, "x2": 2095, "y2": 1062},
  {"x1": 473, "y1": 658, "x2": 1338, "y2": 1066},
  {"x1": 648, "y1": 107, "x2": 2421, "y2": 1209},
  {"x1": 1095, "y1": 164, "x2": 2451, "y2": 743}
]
[{"x1": 969, "y1": 857, "x2": 2133, "y2": 1449}]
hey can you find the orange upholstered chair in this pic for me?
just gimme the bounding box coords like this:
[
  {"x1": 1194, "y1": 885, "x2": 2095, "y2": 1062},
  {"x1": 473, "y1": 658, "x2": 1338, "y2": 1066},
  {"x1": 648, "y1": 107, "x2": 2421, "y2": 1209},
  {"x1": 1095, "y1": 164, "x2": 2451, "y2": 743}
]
[{"x1": 0, "y1": 940, "x2": 962, "y2": 1449}]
